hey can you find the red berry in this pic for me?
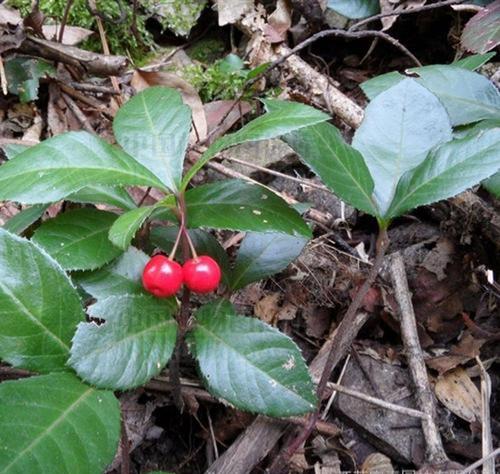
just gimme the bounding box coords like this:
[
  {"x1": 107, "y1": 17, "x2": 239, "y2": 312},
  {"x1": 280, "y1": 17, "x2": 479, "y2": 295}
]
[
  {"x1": 142, "y1": 255, "x2": 183, "y2": 298},
  {"x1": 183, "y1": 255, "x2": 221, "y2": 294}
]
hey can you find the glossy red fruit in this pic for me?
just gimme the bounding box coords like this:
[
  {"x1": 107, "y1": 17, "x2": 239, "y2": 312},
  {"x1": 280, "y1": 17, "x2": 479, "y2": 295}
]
[
  {"x1": 142, "y1": 255, "x2": 183, "y2": 298},
  {"x1": 183, "y1": 255, "x2": 221, "y2": 294}
]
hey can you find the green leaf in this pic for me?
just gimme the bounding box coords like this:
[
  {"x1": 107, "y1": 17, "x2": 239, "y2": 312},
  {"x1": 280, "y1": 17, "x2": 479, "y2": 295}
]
[
  {"x1": 0, "y1": 229, "x2": 85, "y2": 372},
  {"x1": 361, "y1": 66, "x2": 500, "y2": 126},
  {"x1": 386, "y1": 127, "x2": 500, "y2": 219},
  {"x1": 1, "y1": 142, "x2": 138, "y2": 210},
  {"x1": 184, "y1": 179, "x2": 312, "y2": 238},
  {"x1": 283, "y1": 122, "x2": 378, "y2": 216},
  {"x1": 108, "y1": 206, "x2": 156, "y2": 250},
  {"x1": 327, "y1": 0, "x2": 380, "y2": 19},
  {"x1": 69, "y1": 294, "x2": 178, "y2": 390},
  {"x1": 113, "y1": 86, "x2": 191, "y2": 192},
  {"x1": 461, "y1": 2, "x2": 500, "y2": 53},
  {"x1": 75, "y1": 247, "x2": 149, "y2": 299},
  {"x1": 2, "y1": 143, "x2": 30, "y2": 159},
  {"x1": 2, "y1": 204, "x2": 49, "y2": 234},
  {"x1": 67, "y1": 185, "x2": 137, "y2": 210},
  {"x1": 0, "y1": 131, "x2": 166, "y2": 204},
  {"x1": 5, "y1": 57, "x2": 55, "y2": 103},
  {"x1": 353, "y1": 78, "x2": 452, "y2": 214},
  {"x1": 0, "y1": 373, "x2": 120, "y2": 474},
  {"x1": 453, "y1": 52, "x2": 496, "y2": 70},
  {"x1": 32, "y1": 208, "x2": 122, "y2": 271},
  {"x1": 483, "y1": 171, "x2": 500, "y2": 197},
  {"x1": 150, "y1": 226, "x2": 231, "y2": 284},
  {"x1": 230, "y1": 232, "x2": 308, "y2": 290},
  {"x1": 188, "y1": 300, "x2": 317, "y2": 416},
  {"x1": 181, "y1": 100, "x2": 330, "y2": 188}
]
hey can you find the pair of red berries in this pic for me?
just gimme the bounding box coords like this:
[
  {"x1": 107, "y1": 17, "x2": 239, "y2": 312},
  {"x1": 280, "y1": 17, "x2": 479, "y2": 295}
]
[{"x1": 142, "y1": 254, "x2": 221, "y2": 298}]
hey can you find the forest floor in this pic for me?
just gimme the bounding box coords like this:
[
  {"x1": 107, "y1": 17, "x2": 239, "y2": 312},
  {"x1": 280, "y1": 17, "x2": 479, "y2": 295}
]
[{"x1": 0, "y1": 1, "x2": 499, "y2": 473}]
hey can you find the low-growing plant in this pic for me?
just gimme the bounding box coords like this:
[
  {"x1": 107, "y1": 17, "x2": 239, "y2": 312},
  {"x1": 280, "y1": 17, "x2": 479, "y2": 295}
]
[{"x1": 0, "y1": 54, "x2": 499, "y2": 472}]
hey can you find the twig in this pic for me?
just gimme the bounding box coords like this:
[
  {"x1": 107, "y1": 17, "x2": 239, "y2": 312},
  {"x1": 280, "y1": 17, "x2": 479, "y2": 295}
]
[
  {"x1": 349, "y1": 0, "x2": 467, "y2": 32},
  {"x1": 325, "y1": 381, "x2": 427, "y2": 419},
  {"x1": 68, "y1": 82, "x2": 118, "y2": 95},
  {"x1": 207, "y1": 409, "x2": 219, "y2": 460},
  {"x1": 321, "y1": 354, "x2": 350, "y2": 420},
  {"x1": 61, "y1": 92, "x2": 94, "y2": 132},
  {"x1": 88, "y1": 0, "x2": 122, "y2": 101},
  {"x1": 0, "y1": 55, "x2": 8, "y2": 95},
  {"x1": 219, "y1": 155, "x2": 330, "y2": 193},
  {"x1": 120, "y1": 417, "x2": 130, "y2": 474},
  {"x1": 459, "y1": 447, "x2": 500, "y2": 474},
  {"x1": 268, "y1": 230, "x2": 390, "y2": 473},
  {"x1": 389, "y1": 252, "x2": 448, "y2": 465},
  {"x1": 268, "y1": 28, "x2": 422, "y2": 68},
  {"x1": 57, "y1": 0, "x2": 75, "y2": 43},
  {"x1": 476, "y1": 357, "x2": 494, "y2": 474}
]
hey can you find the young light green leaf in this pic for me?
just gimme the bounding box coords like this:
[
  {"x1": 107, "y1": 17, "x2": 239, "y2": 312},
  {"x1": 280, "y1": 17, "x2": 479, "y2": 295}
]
[
  {"x1": 361, "y1": 65, "x2": 500, "y2": 126},
  {"x1": 181, "y1": 100, "x2": 330, "y2": 188},
  {"x1": 188, "y1": 300, "x2": 317, "y2": 416},
  {"x1": 184, "y1": 179, "x2": 312, "y2": 238},
  {"x1": 75, "y1": 247, "x2": 149, "y2": 299},
  {"x1": 108, "y1": 206, "x2": 156, "y2": 250},
  {"x1": 453, "y1": 52, "x2": 496, "y2": 70},
  {"x1": 353, "y1": 78, "x2": 452, "y2": 214},
  {"x1": 283, "y1": 122, "x2": 378, "y2": 216},
  {"x1": 113, "y1": 86, "x2": 191, "y2": 192},
  {"x1": 0, "y1": 373, "x2": 120, "y2": 474},
  {"x1": 32, "y1": 208, "x2": 122, "y2": 271},
  {"x1": 69, "y1": 294, "x2": 178, "y2": 390},
  {"x1": 150, "y1": 227, "x2": 231, "y2": 283},
  {"x1": 386, "y1": 127, "x2": 500, "y2": 219},
  {"x1": 0, "y1": 131, "x2": 167, "y2": 204},
  {"x1": 2, "y1": 204, "x2": 49, "y2": 234},
  {"x1": 0, "y1": 229, "x2": 85, "y2": 373},
  {"x1": 230, "y1": 232, "x2": 308, "y2": 290},
  {"x1": 326, "y1": 0, "x2": 379, "y2": 19}
]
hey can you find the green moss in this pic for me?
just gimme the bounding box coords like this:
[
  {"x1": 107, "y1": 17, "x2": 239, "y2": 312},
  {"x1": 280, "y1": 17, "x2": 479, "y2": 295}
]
[
  {"x1": 6, "y1": 0, "x2": 152, "y2": 59},
  {"x1": 145, "y1": 0, "x2": 206, "y2": 37},
  {"x1": 187, "y1": 37, "x2": 226, "y2": 63}
]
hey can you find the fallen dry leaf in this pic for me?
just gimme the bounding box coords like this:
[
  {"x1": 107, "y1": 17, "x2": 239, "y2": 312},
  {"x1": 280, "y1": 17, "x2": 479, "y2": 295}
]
[
  {"x1": 42, "y1": 25, "x2": 94, "y2": 45},
  {"x1": 435, "y1": 367, "x2": 481, "y2": 423},
  {"x1": 264, "y1": 0, "x2": 292, "y2": 43},
  {"x1": 361, "y1": 452, "x2": 394, "y2": 474},
  {"x1": 204, "y1": 100, "x2": 252, "y2": 144}
]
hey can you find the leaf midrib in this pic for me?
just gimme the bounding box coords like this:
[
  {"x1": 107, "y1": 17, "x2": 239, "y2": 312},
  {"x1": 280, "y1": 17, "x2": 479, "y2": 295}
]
[
  {"x1": 1, "y1": 388, "x2": 94, "y2": 473},
  {"x1": 197, "y1": 321, "x2": 314, "y2": 408},
  {"x1": 388, "y1": 138, "x2": 499, "y2": 217},
  {"x1": 0, "y1": 280, "x2": 69, "y2": 352},
  {"x1": 309, "y1": 125, "x2": 378, "y2": 215}
]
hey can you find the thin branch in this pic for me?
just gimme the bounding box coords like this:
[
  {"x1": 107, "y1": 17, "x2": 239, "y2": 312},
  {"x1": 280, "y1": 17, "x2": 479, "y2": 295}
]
[
  {"x1": 0, "y1": 55, "x2": 8, "y2": 96},
  {"x1": 349, "y1": 0, "x2": 468, "y2": 32},
  {"x1": 57, "y1": 0, "x2": 75, "y2": 43},
  {"x1": 325, "y1": 381, "x2": 427, "y2": 419},
  {"x1": 460, "y1": 447, "x2": 500, "y2": 474},
  {"x1": 219, "y1": 155, "x2": 330, "y2": 193},
  {"x1": 389, "y1": 252, "x2": 449, "y2": 465},
  {"x1": 268, "y1": 229, "x2": 390, "y2": 474}
]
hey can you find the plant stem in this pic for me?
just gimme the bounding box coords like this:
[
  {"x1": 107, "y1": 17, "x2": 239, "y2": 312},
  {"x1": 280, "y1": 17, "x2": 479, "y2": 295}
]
[
  {"x1": 169, "y1": 192, "x2": 192, "y2": 411},
  {"x1": 267, "y1": 229, "x2": 390, "y2": 474}
]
